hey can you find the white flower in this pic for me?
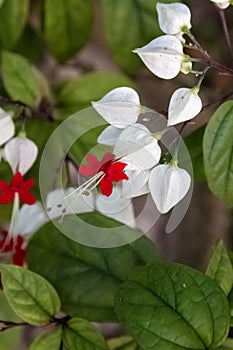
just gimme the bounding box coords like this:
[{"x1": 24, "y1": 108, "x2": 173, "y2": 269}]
[
  {"x1": 0, "y1": 108, "x2": 15, "y2": 146},
  {"x1": 114, "y1": 124, "x2": 161, "y2": 170},
  {"x1": 3, "y1": 135, "x2": 38, "y2": 175},
  {"x1": 92, "y1": 87, "x2": 141, "y2": 129},
  {"x1": 133, "y1": 35, "x2": 190, "y2": 79},
  {"x1": 16, "y1": 202, "x2": 48, "y2": 236},
  {"x1": 167, "y1": 87, "x2": 202, "y2": 126},
  {"x1": 210, "y1": 0, "x2": 231, "y2": 9},
  {"x1": 149, "y1": 163, "x2": 191, "y2": 213},
  {"x1": 156, "y1": 2, "x2": 191, "y2": 35}
]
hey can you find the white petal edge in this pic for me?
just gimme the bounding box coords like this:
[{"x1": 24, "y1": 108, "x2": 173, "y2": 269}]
[
  {"x1": 149, "y1": 164, "x2": 191, "y2": 213},
  {"x1": 120, "y1": 169, "x2": 150, "y2": 198},
  {"x1": 156, "y1": 2, "x2": 191, "y2": 35},
  {"x1": 168, "y1": 88, "x2": 202, "y2": 126},
  {"x1": 16, "y1": 202, "x2": 48, "y2": 236},
  {"x1": 133, "y1": 35, "x2": 183, "y2": 79},
  {"x1": 4, "y1": 137, "x2": 38, "y2": 175},
  {"x1": 97, "y1": 125, "x2": 123, "y2": 146},
  {"x1": 92, "y1": 87, "x2": 141, "y2": 128},
  {"x1": 0, "y1": 109, "x2": 15, "y2": 146}
]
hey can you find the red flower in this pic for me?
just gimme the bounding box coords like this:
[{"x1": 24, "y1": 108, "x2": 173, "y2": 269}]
[
  {"x1": 79, "y1": 152, "x2": 129, "y2": 196},
  {"x1": 0, "y1": 172, "x2": 35, "y2": 205},
  {"x1": 0, "y1": 231, "x2": 25, "y2": 266}
]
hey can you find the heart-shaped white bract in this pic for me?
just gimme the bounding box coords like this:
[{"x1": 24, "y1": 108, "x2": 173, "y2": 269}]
[
  {"x1": 97, "y1": 125, "x2": 123, "y2": 146},
  {"x1": 4, "y1": 136, "x2": 38, "y2": 175},
  {"x1": 114, "y1": 124, "x2": 161, "y2": 170},
  {"x1": 134, "y1": 35, "x2": 184, "y2": 79},
  {"x1": 168, "y1": 87, "x2": 202, "y2": 126},
  {"x1": 0, "y1": 108, "x2": 15, "y2": 146},
  {"x1": 16, "y1": 202, "x2": 48, "y2": 236},
  {"x1": 210, "y1": 0, "x2": 230, "y2": 9},
  {"x1": 92, "y1": 87, "x2": 141, "y2": 129},
  {"x1": 119, "y1": 168, "x2": 150, "y2": 199},
  {"x1": 95, "y1": 187, "x2": 135, "y2": 228},
  {"x1": 149, "y1": 164, "x2": 191, "y2": 213},
  {"x1": 156, "y1": 2, "x2": 192, "y2": 35}
]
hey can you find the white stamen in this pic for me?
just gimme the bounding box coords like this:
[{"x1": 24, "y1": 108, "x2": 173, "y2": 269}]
[{"x1": 5, "y1": 193, "x2": 20, "y2": 247}]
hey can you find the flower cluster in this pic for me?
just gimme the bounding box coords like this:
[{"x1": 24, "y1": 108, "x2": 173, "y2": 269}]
[{"x1": 0, "y1": 108, "x2": 38, "y2": 266}]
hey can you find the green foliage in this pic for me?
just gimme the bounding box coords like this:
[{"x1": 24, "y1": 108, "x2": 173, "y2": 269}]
[
  {"x1": 184, "y1": 126, "x2": 206, "y2": 181},
  {"x1": 107, "y1": 336, "x2": 141, "y2": 350},
  {"x1": 0, "y1": 0, "x2": 29, "y2": 49},
  {"x1": 56, "y1": 72, "x2": 135, "y2": 117},
  {"x1": 29, "y1": 326, "x2": 62, "y2": 350},
  {"x1": 203, "y1": 101, "x2": 233, "y2": 207},
  {"x1": 217, "y1": 338, "x2": 233, "y2": 350},
  {"x1": 206, "y1": 240, "x2": 233, "y2": 296},
  {"x1": 62, "y1": 318, "x2": 108, "y2": 350},
  {"x1": 101, "y1": 0, "x2": 179, "y2": 73},
  {"x1": 0, "y1": 264, "x2": 61, "y2": 326},
  {"x1": 26, "y1": 220, "x2": 159, "y2": 322},
  {"x1": 1, "y1": 51, "x2": 51, "y2": 107},
  {"x1": 43, "y1": 0, "x2": 92, "y2": 62},
  {"x1": 115, "y1": 261, "x2": 230, "y2": 350}
]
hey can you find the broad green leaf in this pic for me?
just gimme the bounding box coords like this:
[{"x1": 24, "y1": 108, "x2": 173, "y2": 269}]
[
  {"x1": 184, "y1": 126, "x2": 206, "y2": 181},
  {"x1": 203, "y1": 101, "x2": 233, "y2": 206},
  {"x1": 0, "y1": 264, "x2": 61, "y2": 326},
  {"x1": 0, "y1": 291, "x2": 22, "y2": 350},
  {"x1": 43, "y1": 0, "x2": 92, "y2": 62},
  {"x1": 107, "y1": 336, "x2": 141, "y2": 350},
  {"x1": 206, "y1": 240, "x2": 233, "y2": 296},
  {"x1": 101, "y1": 0, "x2": 179, "y2": 73},
  {"x1": 29, "y1": 326, "x2": 62, "y2": 350},
  {"x1": 0, "y1": 0, "x2": 29, "y2": 49},
  {"x1": 115, "y1": 261, "x2": 230, "y2": 350},
  {"x1": 1, "y1": 51, "x2": 51, "y2": 107},
  {"x1": 56, "y1": 72, "x2": 134, "y2": 116},
  {"x1": 26, "y1": 220, "x2": 159, "y2": 322},
  {"x1": 62, "y1": 318, "x2": 108, "y2": 350},
  {"x1": 218, "y1": 338, "x2": 233, "y2": 350},
  {"x1": 13, "y1": 25, "x2": 42, "y2": 62}
]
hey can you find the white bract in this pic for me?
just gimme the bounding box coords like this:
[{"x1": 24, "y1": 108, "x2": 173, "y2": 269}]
[
  {"x1": 114, "y1": 124, "x2": 161, "y2": 170},
  {"x1": 210, "y1": 0, "x2": 231, "y2": 9},
  {"x1": 168, "y1": 87, "x2": 202, "y2": 126},
  {"x1": 0, "y1": 108, "x2": 15, "y2": 146},
  {"x1": 92, "y1": 87, "x2": 141, "y2": 128},
  {"x1": 156, "y1": 2, "x2": 191, "y2": 35},
  {"x1": 133, "y1": 35, "x2": 189, "y2": 79},
  {"x1": 3, "y1": 135, "x2": 38, "y2": 175},
  {"x1": 149, "y1": 163, "x2": 191, "y2": 213}
]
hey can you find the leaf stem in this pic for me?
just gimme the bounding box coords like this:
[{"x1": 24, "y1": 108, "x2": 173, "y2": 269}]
[{"x1": 218, "y1": 9, "x2": 233, "y2": 59}]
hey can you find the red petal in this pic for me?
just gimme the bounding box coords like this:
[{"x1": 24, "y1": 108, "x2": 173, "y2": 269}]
[
  {"x1": 99, "y1": 177, "x2": 113, "y2": 197},
  {"x1": 0, "y1": 190, "x2": 14, "y2": 204},
  {"x1": 19, "y1": 190, "x2": 36, "y2": 205},
  {"x1": 0, "y1": 181, "x2": 9, "y2": 191},
  {"x1": 100, "y1": 152, "x2": 115, "y2": 166},
  {"x1": 13, "y1": 248, "x2": 25, "y2": 266},
  {"x1": 107, "y1": 162, "x2": 129, "y2": 182},
  {"x1": 10, "y1": 172, "x2": 23, "y2": 187},
  {"x1": 22, "y1": 178, "x2": 34, "y2": 190},
  {"x1": 79, "y1": 153, "x2": 100, "y2": 177}
]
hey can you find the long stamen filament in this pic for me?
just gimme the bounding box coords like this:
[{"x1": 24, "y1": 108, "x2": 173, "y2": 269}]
[{"x1": 6, "y1": 193, "x2": 19, "y2": 247}]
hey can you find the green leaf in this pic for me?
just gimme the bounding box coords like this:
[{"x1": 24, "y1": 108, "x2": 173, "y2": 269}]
[
  {"x1": 203, "y1": 101, "x2": 233, "y2": 206},
  {"x1": 43, "y1": 0, "x2": 92, "y2": 62},
  {"x1": 115, "y1": 261, "x2": 230, "y2": 350},
  {"x1": 101, "y1": 0, "x2": 179, "y2": 73},
  {"x1": 12, "y1": 25, "x2": 42, "y2": 62},
  {"x1": 1, "y1": 51, "x2": 51, "y2": 107},
  {"x1": 184, "y1": 126, "x2": 206, "y2": 182},
  {"x1": 0, "y1": 0, "x2": 29, "y2": 49},
  {"x1": 29, "y1": 326, "x2": 62, "y2": 350},
  {"x1": 217, "y1": 338, "x2": 233, "y2": 350},
  {"x1": 0, "y1": 264, "x2": 61, "y2": 326},
  {"x1": 0, "y1": 291, "x2": 22, "y2": 350},
  {"x1": 56, "y1": 72, "x2": 134, "y2": 117},
  {"x1": 62, "y1": 318, "x2": 108, "y2": 350},
  {"x1": 26, "y1": 219, "x2": 159, "y2": 322},
  {"x1": 107, "y1": 336, "x2": 141, "y2": 350},
  {"x1": 206, "y1": 240, "x2": 233, "y2": 296}
]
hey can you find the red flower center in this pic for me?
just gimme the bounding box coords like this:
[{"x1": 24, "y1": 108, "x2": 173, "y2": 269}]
[
  {"x1": 79, "y1": 152, "x2": 129, "y2": 196},
  {"x1": 0, "y1": 172, "x2": 36, "y2": 205}
]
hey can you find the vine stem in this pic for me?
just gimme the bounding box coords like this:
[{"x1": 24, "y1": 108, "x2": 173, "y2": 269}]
[{"x1": 0, "y1": 320, "x2": 27, "y2": 332}]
